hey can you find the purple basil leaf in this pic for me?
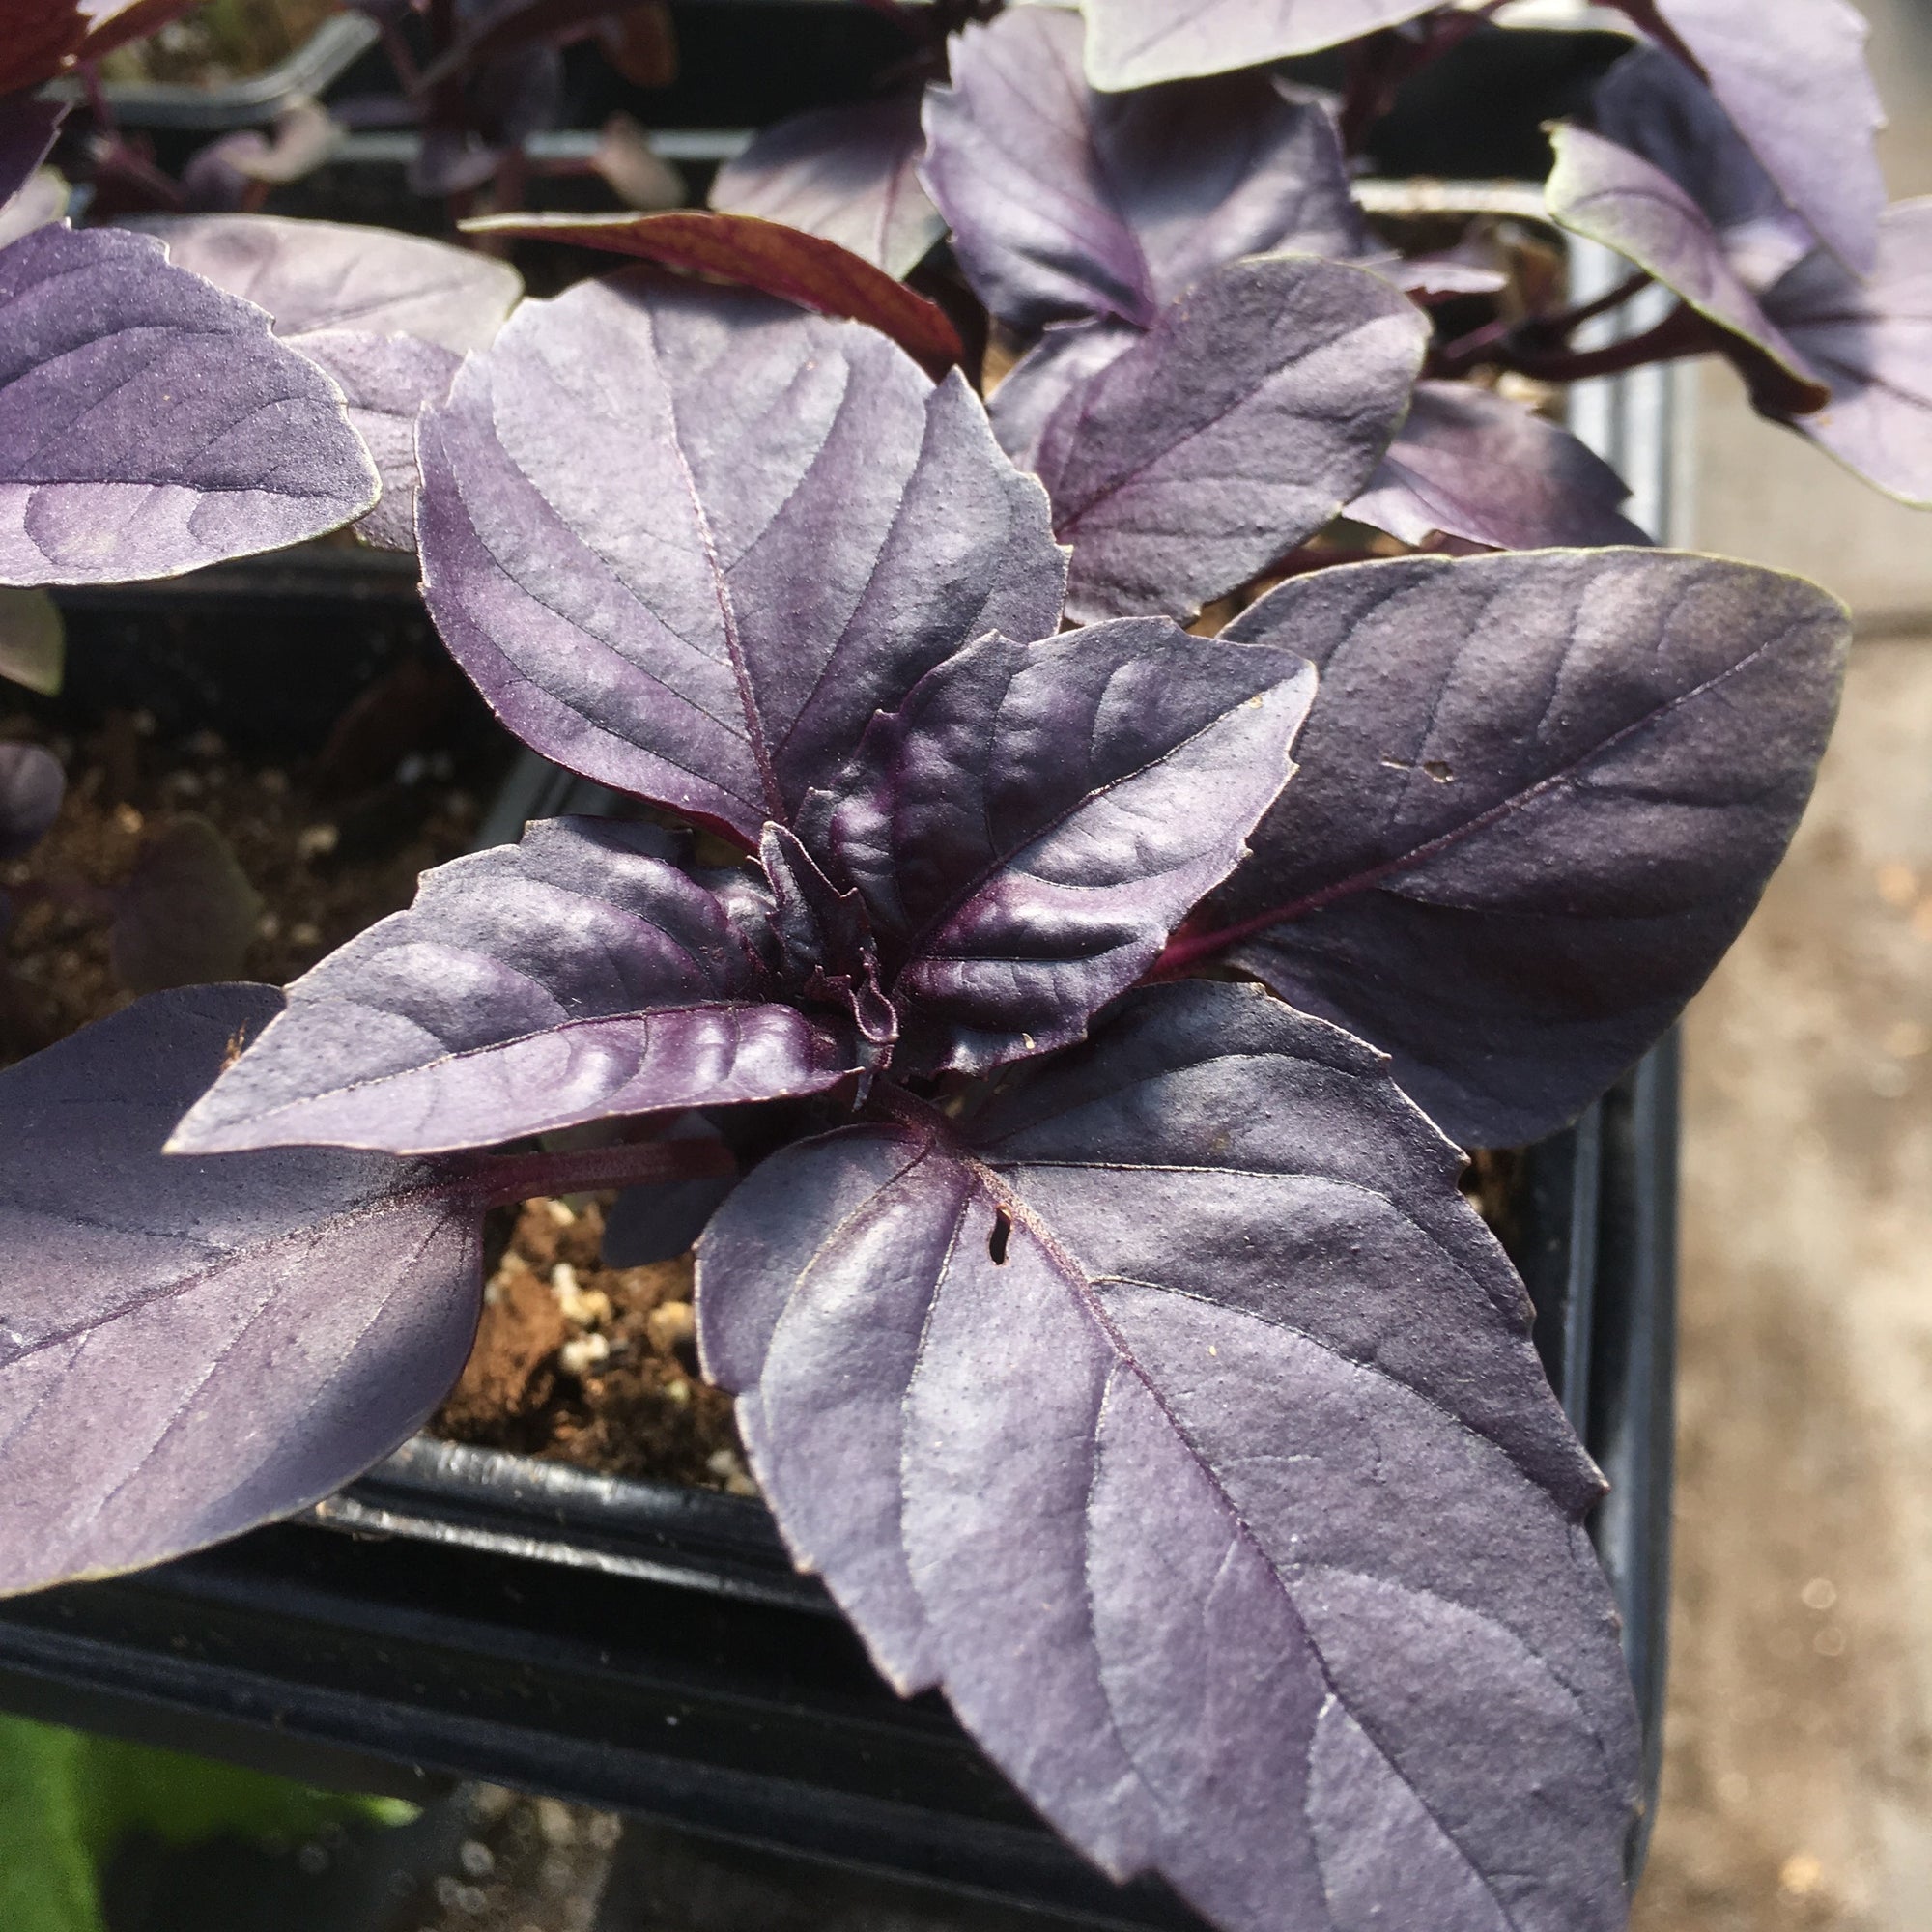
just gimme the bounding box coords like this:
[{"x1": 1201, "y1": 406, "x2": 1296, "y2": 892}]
[
  {"x1": 711, "y1": 92, "x2": 943, "y2": 280},
  {"x1": 0, "y1": 91, "x2": 63, "y2": 207},
  {"x1": 923, "y1": 7, "x2": 1367, "y2": 333},
  {"x1": 1767, "y1": 200, "x2": 1932, "y2": 504},
  {"x1": 0, "y1": 984, "x2": 482, "y2": 1597},
  {"x1": 1642, "y1": 0, "x2": 1884, "y2": 275},
  {"x1": 0, "y1": 739, "x2": 61, "y2": 859},
  {"x1": 296, "y1": 330, "x2": 461, "y2": 552},
  {"x1": 0, "y1": 224, "x2": 379, "y2": 585},
  {"x1": 1199, "y1": 549, "x2": 1848, "y2": 1145},
  {"x1": 110, "y1": 814, "x2": 264, "y2": 995},
  {"x1": 129, "y1": 216, "x2": 522, "y2": 552},
  {"x1": 169, "y1": 816, "x2": 858, "y2": 1157},
  {"x1": 697, "y1": 980, "x2": 1637, "y2": 1932},
  {"x1": 415, "y1": 270, "x2": 1065, "y2": 844},
  {"x1": 1589, "y1": 45, "x2": 1814, "y2": 283},
  {"x1": 1348, "y1": 381, "x2": 1650, "y2": 552},
  {"x1": 1032, "y1": 253, "x2": 1427, "y2": 622},
  {"x1": 1081, "y1": 0, "x2": 1435, "y2": 90},
  {"x1": 985, "y1": 316, "x2": 1138, "y2": 469},
  {"x1": 1545, "y1": 120, "x2": 1825, "y2": 402},
  {"x1": 805, "y1": 617, "x2": 1315, "y2": 1074},
  {"x1": 128, "y1": 213, "x2": 524, "y2": 353}
]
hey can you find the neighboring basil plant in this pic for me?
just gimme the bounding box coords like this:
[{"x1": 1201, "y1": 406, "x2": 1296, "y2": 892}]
[{"x1": 0, "y1": 264, "x2": 1847, "y2": 1932}]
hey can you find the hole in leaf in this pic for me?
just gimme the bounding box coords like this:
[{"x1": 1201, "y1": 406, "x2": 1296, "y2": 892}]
[{"x1": 988, "y1": 1208, "x2": 1011, "y2": 1265}]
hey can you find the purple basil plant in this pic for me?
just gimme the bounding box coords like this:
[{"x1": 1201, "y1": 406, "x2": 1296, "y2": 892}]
[{"x1": 0, "y1": 3, "x2": 1906, "y2": 1929}]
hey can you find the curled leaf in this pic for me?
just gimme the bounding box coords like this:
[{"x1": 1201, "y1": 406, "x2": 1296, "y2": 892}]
[
  {"x1": 1637, "y1": 0, "x2": 1884, "y2": 275},
  {"x1": 924, "y1": 7, "x2": 1366, "y2": 333},
  {"x1": 459, "y1": 211, "x2": 964, "y2": 377},
  {"x1": 1348, "y1": 382, "x2": 1650, "y2": 552},
  {"x1": 806, "y1": 617, "x2": 1316, "y2": 1074}
]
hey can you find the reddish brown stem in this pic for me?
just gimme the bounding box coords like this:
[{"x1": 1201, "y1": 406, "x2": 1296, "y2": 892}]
[
  {"x1": 1431, "y1": 270, "x2": 1654, "y2": 379},
  {"x1": 467, "y1": 1134, "x2": 736, "y2": 1209}
]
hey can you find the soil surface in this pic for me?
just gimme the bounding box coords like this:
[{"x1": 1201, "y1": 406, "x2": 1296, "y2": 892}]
[
  {"x1": 432, "y1": 1195, "x2": 753, "y2": 1495},
  {"x1": 0, "y1": 699, "x2": 485, "y2": 1068}
]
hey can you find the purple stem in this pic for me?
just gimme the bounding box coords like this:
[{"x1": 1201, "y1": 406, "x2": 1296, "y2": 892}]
[
  {"x1": 464, "y1": 1134, "x2": 738, "y2": 1210},
  {"x1": 1432, "y1": 270, "x2": 1654, "y2": 378}
]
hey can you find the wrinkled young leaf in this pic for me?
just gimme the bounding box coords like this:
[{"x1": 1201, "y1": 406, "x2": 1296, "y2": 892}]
[
  {"x1": 171, "y1": 818, "x2": 859, "y2": 1156},
  {"x1": 416, "y1": 271, "x2": 1064, "y2": 844},
  {"x1": 0, "y1": 585, "x2": 63, "y2": 696},
  {"x1": 132, "y1": 215, "x2": 523, "y2": 552},
  {"x1": 0, "y1": 92, "x2": 62, "y2": 207},
  {"x1": 698, "y1": 980, "x2": 1638, "y2": 1932},
  {"x1": 1196, "y1": 549, "x2": 1848, "y2": 1144},
  {"x1": 460, "y1": 212, "x2": 964, "y2": 376},
  {"x1": 0, "y1": 225, "x2": 379, "y2": 584},
  {"x1": 1031, "y1": 253, "x2": 1427, "y2": 621},
  {"x1": 0, "y1": 740, "x2": 61, "y2": 859},
  {"x1": 924, "y1": 7, "x2": 1366, "y2": 334},
  {"x1": 805, "y1": 618, "x2": 1314, "y2": 1074},
  {"x1": 1081, "y1": 0, "x2": 1434, "y2": 91},
  {"x1": 711, "y1": 92, "x2": 943, "y2": 280},
  {"x1": 110, "y1": 816, "x2": 263, "y2": 995},
  {"x1": 1635, "y1": 0, "x2": 1884, "y2": 275},
  {"x1": 1348, "y1": 382, "x2": 1650, "y2": 552},
  {"x1": 0, "y1": 984, "x2": 483, "y2": 1597},
  {"x1": 1766, "y1": 201, "x2": 1932, "y2": 505}
]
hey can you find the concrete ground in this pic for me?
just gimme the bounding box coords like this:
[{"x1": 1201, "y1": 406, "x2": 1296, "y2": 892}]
[{"x1": 1630, "y1": 7, "x2": 1932, "y2": 1899}]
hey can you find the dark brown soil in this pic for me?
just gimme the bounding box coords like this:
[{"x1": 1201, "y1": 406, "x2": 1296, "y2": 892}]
[
  {"x1": 0, "y1": 702, "x2": 485, "y2": 1066},
  {"x1": 432, "y1": 1195, "x2": 753, "y2": 1495}
]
